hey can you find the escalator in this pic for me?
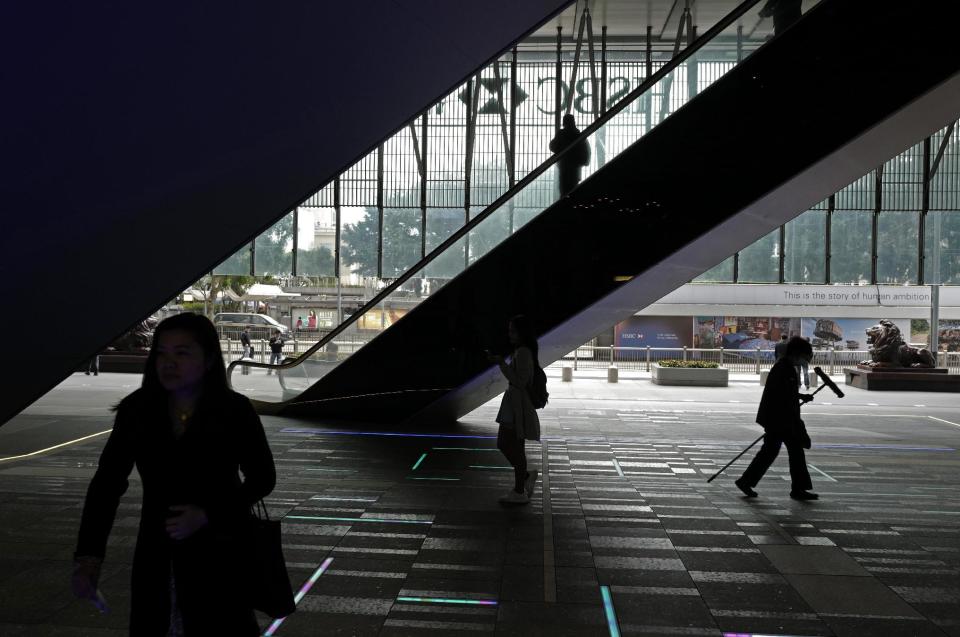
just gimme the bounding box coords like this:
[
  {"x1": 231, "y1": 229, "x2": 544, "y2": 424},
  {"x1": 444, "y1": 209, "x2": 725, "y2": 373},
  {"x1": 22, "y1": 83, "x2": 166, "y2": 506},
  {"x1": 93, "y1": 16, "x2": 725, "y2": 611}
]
[
  {"x1": 230, "y1": 0, "x2": 960, "y2": 424},
  {"x1": 0, "y1": 0, "x2": 574, "y2": 426}
]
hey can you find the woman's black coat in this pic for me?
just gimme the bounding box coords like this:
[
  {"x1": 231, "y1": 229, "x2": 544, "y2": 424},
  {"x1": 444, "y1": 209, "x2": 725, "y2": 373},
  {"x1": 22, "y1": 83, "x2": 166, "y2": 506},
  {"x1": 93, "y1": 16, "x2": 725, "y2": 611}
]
[{"x1": 75, "y1": 388, "x2": 276, "y2": 635}]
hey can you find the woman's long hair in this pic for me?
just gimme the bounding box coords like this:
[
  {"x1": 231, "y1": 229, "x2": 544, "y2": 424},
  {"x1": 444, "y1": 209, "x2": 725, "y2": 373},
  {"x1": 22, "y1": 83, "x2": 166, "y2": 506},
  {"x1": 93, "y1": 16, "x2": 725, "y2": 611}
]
[
  {"x1": 141, "y1": 312, "x2": 229, "y2": 398},
  {"x1": 509, "y1": 314, "x2": 540, "y2": 364}
]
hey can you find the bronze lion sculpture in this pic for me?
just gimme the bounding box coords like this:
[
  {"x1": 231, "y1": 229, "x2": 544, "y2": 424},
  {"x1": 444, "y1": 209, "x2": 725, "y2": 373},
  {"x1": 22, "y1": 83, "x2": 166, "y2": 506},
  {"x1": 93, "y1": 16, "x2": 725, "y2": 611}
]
[{"x1": 860, "y1": 319, "x2": 936, "y2": 368}]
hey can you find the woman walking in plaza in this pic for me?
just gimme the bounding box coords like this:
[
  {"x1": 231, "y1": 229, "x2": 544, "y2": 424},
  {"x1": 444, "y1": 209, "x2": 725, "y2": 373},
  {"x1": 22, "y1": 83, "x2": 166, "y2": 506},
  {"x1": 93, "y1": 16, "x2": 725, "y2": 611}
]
[
  {"x1": 488, "y1": 315, "x2": 541, "y2": 505},
  {"x1": 71, "y1": 312, "x2": 276, "y2": 635}
]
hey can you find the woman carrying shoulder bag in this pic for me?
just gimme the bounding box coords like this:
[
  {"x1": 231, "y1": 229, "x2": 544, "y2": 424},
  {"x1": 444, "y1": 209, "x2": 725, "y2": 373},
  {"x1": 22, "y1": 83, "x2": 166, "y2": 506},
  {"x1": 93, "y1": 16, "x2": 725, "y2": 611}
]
[
  {"x1": 487, "y1": 315, "x2": 541, "y2": 505},
  {"x1": 71, "y1": 313, "x2": 276, "y2": 635}
]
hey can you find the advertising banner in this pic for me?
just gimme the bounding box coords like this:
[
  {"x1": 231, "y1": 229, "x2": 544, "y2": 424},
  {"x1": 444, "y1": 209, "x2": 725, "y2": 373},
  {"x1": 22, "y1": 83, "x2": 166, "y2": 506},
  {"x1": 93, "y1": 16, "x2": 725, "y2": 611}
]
[
  {"x1": 614, "y1": 316, "x2": 693, "y2": 348},
  {"x1": 694, "y1": 316, "x2": 800, "y2": 350},
  {"x1": 799, "y1": 318, "x2": 910, "y2": 350}
]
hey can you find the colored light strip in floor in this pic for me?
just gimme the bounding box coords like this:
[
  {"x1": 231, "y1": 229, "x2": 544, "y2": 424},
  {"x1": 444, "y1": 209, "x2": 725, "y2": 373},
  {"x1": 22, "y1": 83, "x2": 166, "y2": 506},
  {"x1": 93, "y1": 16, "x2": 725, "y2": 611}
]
[
  {"x1": 286, "y1": 515, "x2": 433, "y2": 524},
  {"x1": 600, "y1": 585, "x2": 621, "y2": 637},
  {"x1": 0, "y1": 429, "x2": 111, "y2": 463},
  {"x1": 281, "y1": 428, "x2": 495, "y2": 440},
  {"x1": 722, "y1": 634, "x2": 817, "y2": 637},
  {"x1": 432, "y1": 447, "x2": 500, "y2": 451},
  {"x1": 612, "y1": 458, "x2": 625, "y2": 477},
  {"x1": 263, "y1": 557, "x2": 333, "y2": 636},
  {"x1": 309, "y1": 496, "x2": 378, "y2": 502},
  {"x1": 396, "y1": 596, "x2": 498, "y2": 606},
  {"x1": 411, "y1": 453, "x2": 427, "y2": 470},
  {"x1": 406, "y1": 477, "x2": 460, "y2": 481}
]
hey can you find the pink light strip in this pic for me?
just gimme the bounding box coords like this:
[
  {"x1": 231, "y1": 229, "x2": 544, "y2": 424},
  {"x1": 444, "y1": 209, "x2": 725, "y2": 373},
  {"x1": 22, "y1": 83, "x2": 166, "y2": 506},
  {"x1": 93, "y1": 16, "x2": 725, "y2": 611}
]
[{"x1": 263, "y1": 557, "x2": 334, "y2": 636}]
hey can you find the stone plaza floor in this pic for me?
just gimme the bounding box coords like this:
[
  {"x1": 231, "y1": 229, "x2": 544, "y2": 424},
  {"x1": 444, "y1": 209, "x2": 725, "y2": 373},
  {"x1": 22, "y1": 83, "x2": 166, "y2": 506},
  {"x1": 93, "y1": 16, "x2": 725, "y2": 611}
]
[{"x1": 0, "y1": 372, "x2": 958, "y2": 636}]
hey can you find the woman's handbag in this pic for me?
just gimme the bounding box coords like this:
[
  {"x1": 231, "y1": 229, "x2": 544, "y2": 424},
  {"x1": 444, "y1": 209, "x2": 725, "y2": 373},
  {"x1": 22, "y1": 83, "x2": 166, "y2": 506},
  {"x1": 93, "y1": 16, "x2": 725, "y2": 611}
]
[{"x1": 248, "y1": 501, "x2": 297, "y2": 618}]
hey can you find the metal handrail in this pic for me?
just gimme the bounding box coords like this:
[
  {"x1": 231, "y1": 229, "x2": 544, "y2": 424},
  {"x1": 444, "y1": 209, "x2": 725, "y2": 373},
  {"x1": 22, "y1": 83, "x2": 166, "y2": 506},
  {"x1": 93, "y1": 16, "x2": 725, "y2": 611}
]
[{"x1": 227, "y1": 0, "x2": 768, "y2": 388}]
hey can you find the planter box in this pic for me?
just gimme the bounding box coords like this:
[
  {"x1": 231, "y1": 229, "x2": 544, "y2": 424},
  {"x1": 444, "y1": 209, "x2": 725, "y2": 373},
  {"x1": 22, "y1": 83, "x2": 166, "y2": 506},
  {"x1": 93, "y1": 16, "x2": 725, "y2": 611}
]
[{"x1": 651, "y1": 364, "x2": 728, "y2": 387}]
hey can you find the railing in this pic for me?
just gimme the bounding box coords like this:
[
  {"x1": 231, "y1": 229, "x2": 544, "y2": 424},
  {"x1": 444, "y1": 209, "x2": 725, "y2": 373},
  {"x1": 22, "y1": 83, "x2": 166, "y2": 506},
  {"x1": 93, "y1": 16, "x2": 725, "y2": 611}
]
[
  {"x1": 226, "y1": 0, "x2": 816, "y2": 403},
  {"x1": 552, "y1": 347, "x2": 960, "y2": 375}
]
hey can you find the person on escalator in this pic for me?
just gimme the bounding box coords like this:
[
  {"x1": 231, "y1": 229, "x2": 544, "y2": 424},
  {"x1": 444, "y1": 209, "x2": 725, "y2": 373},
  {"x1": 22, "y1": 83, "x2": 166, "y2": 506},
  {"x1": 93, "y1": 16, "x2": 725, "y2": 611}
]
[
  {"x1": 549, "y1": 114, "x2": 591, "y2": 196},
  {"x1": 759, "y1": 0, "x2": 802, "y2": 35},
  {"x1": 487, "y1": 315, "x2": 541, "y2": 505}
]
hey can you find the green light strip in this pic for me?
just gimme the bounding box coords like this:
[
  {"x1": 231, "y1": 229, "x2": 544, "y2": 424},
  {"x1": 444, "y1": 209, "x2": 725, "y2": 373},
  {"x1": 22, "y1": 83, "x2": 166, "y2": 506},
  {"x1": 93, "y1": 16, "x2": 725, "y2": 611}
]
[
  {"x1": 285, "y1": 515, "x2": 432, "y2": 525},
  {"x1": 396, "y1": 596, "x2": 497, "y2": 606},
  {"x1": 411, "y1": 453, "x2": 427, "y2": 471},
  {"x1": 407, "y1": 477, "x2": 460, "y2": 481},
  {"x1": 600, "y1": 586, "x2": 621, "y2": 637}
]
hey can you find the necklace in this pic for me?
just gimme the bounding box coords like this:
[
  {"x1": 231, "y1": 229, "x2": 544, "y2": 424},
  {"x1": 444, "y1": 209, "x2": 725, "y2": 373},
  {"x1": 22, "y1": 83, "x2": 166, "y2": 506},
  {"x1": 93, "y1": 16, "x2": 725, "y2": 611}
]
[{"x1": 175, "y1": 408, "x2": 193, "y2": 423}]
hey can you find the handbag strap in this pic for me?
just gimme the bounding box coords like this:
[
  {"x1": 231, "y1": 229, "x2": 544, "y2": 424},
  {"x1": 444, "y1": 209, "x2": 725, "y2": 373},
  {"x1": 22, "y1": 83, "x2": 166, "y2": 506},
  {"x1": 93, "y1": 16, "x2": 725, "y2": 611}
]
[{"x1": 252, "y1": 499, "x2": 270, "y2": 521}]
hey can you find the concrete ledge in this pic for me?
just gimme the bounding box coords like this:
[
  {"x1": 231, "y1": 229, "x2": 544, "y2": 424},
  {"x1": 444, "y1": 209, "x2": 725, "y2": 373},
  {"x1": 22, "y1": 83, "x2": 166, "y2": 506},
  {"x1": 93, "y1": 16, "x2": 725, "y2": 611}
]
[
  {"x1": 651, "y1": 364, "x2": 728, "y2": 387},
  {"x1": 845, "y1": 367, "x2": 960, "y2": 391}
]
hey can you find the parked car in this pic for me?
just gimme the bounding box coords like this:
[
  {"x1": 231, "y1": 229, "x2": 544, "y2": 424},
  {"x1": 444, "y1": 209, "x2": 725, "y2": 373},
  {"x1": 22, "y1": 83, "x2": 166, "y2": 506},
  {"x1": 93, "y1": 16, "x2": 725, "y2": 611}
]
[{"x1": 213, "y1": 313, "x2": 289, "y2": 340}]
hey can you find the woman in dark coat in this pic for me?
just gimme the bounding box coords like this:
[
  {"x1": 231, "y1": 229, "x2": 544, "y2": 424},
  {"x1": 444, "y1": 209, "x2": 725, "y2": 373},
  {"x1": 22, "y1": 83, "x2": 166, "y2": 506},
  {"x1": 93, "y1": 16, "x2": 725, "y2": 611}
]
[{"x1": 71, "y1": 313, "x2": 276, "y2": 635}]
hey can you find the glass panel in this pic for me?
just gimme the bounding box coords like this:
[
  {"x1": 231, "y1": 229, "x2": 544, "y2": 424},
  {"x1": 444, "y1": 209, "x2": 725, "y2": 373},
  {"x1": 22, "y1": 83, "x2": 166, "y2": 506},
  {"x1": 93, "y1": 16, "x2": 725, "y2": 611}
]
[
  {"x1": 382, "y1": 208, "x2": 422, "y2": 278},
  {"x1": 339, "y1": 206, "x2": 379, "y2": 282},
  {"x1": 784, "y1": 210, "x2": 826, "y2": 283},
  {"x1": 830, "y1": 211, "x2": 872, "y2": 284},
  {"x1": 881, "y1": 142, "x2": 923, "y2": 211},
  {"x1": 877, "y1": 211, "x2": 918, "y2": 283},
  {"x1": 425, "y1": 208, "x2": 466, "y2": 279},
  {"x1": 694, "y1": 256, "x2": 734, "y2": 283},
  {"x1": 835, "y1": 172, "x2": 875, "y2": 210},
  {"x1": 341, "y1": 154, "x2": 378, "y2": 207},
  {"x1": 213, "y1": 242, "x2": 251, "y2": 275},
  {"x1": 384, "y1": 126, "x2": 421, "y2": 208},
  {"x1": 468, "y1": 205, "x2": 510, "y2": 264},
  {"x1": 296, "y1": 207, "x2": 336, "y2": 277},
  {"x1": 737, "y1": 228, "x2": 780, "y2": 283},
  {"x1": 930, "y1": 121, "x2": 960, "y2": 211},
  {"x1": 254, "y1": 213, "x2": 293, "y2": 276},
  {"x1": 923, "y1": 211, "x2": 960, "y2": 284},
  {"x1": 232, "y1": 0, "x2": 795, "y2": 403},
  {"x1": 427, "y1": 95, "x2": 466, "y2": 208}
]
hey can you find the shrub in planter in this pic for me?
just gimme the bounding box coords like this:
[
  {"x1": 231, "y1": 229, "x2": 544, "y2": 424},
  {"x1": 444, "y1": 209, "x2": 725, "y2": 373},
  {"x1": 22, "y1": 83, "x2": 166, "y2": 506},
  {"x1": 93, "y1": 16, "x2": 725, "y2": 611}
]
[{"x1": 657, "y1": 359, "x2": 719, "y2": 369}]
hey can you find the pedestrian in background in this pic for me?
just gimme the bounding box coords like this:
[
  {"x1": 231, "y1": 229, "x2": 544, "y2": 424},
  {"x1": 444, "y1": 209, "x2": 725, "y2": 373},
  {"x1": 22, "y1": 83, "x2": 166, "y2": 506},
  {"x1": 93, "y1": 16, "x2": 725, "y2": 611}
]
[
  {"x1": 735, "y1": 336, "x2": 818, "y2": 501},
  {"x1": 488, "y1": 315, "x2": 541, "y2": 505},
  {"x1": 268, "y1": 329, "x2": 284, "y2": 375},
  {"x1": 240, "y1": 326, "x2": 252, "y2": 360}
]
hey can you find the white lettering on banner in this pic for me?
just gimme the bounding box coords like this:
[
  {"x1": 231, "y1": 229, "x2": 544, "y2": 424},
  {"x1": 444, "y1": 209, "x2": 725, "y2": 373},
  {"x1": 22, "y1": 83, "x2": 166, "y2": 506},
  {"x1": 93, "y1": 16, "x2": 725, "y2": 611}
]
[{"x1": 655, "y1": 284, "x2": 956, "y2": 308}]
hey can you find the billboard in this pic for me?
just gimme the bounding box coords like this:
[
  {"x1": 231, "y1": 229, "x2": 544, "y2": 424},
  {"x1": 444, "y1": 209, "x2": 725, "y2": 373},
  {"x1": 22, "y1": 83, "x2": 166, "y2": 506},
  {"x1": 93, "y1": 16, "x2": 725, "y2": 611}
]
[
  {"x1": 694, "y1": 316, "x2": 800, "y2": 350},
  {"x1": 614, "y1": 316, "x2": 693, "y2": 348},
  {"x1": 799, "y1": 318, "x2": 910, "y2": 350}
]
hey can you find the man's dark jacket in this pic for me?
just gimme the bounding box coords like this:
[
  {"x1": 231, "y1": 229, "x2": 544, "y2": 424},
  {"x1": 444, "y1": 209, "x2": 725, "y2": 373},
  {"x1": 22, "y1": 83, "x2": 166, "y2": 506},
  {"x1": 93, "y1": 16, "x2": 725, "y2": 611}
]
[{"x1": 756, "y1": 358, "x2": 801, "y2": 435}]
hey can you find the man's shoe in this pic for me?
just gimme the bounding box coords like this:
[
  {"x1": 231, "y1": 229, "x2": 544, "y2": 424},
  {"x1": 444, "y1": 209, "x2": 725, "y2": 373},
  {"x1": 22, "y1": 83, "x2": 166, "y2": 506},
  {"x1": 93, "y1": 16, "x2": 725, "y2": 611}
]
[
  {"x1": 734, "y1": 479, "x2": 758, "y2": 498},
  {"x1": 790, "y1": 490, "x2": 819, "y2": 501},
  {"x1": 499, "y1": 490, "x2": 530, "y2": 505},
  {"x1": 524, "y1": 470, "x2": 539, "y2": 498}
]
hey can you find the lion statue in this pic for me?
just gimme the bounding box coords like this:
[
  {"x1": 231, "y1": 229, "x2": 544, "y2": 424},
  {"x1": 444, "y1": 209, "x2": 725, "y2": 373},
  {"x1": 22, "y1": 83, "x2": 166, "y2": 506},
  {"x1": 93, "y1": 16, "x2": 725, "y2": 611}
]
[{"x1": 860, "y1": 319, "x2": 936, "y2": 368}]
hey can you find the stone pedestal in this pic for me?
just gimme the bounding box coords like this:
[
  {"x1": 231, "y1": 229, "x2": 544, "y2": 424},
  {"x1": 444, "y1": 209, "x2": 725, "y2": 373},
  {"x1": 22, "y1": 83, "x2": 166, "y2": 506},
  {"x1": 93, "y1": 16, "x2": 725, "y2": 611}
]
[{"x1": 844, "y1": 366, "x2": 960, "y2": 391}]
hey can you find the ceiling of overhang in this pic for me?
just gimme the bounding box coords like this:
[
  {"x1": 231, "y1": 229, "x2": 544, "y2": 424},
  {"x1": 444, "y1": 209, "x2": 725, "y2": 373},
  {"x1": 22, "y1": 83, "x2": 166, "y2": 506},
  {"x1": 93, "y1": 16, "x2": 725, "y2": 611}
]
[{"x1": 527, "y1": 0, "x2": 816, "y2": 42}]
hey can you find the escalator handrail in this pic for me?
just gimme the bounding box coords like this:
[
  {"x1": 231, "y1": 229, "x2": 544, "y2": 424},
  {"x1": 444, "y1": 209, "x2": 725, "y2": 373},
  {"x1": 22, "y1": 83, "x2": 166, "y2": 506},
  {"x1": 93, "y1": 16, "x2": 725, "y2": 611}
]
[{"x1": 227, "y1": 0, "x2": 765, "y2": 386}]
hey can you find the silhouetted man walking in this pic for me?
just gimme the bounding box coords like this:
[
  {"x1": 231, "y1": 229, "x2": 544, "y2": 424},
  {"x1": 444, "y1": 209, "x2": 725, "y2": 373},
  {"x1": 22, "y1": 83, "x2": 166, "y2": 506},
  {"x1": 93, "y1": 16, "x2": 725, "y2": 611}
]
[{"x1": 736, "y1": 336, "x2": 818, "y2": 500}]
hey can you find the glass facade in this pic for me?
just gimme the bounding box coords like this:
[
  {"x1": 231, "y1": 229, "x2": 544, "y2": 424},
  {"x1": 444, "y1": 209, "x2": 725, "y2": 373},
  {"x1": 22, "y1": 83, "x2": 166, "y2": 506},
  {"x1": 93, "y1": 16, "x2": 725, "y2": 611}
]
[{"x1": 212, "y1": 34, "x2": 960, "y2": 289}]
